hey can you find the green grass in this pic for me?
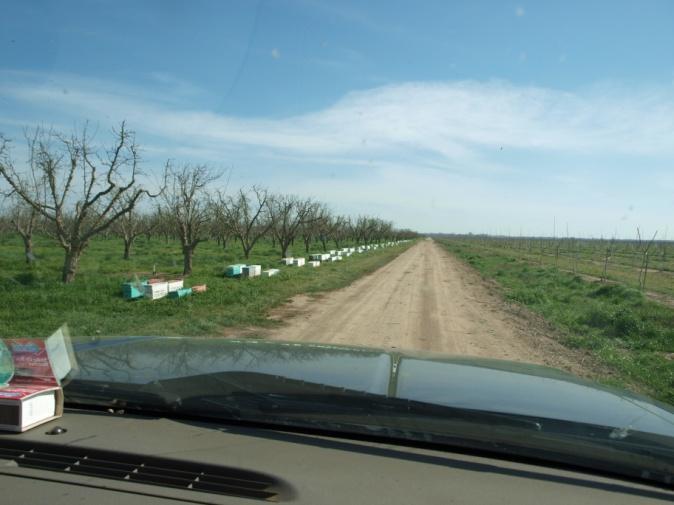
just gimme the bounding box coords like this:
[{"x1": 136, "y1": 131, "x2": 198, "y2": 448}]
[
  {"x1": 440, "y1": 239, "x2": 674, "y2": 405},
  {"x1": 455, "y1": 238, "x2": 674, "y2": 298},
  {"x1": 0, "y1": 234, "x2": 411, "y2": 338}
]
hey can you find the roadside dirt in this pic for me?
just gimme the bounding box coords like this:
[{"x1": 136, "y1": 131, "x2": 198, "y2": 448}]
[{"x1": 263, "y1": 240, "x2": 598, "y2": 378}]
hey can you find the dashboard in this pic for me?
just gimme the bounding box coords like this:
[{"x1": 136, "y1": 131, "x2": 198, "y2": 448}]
[{"x1": 0, "y1": 408, "x2": 672, "y2": 504}]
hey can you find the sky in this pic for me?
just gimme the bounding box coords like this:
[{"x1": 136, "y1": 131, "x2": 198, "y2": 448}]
[{"x1": 1, "y1": 0, "x2": 674, "y2": 237}]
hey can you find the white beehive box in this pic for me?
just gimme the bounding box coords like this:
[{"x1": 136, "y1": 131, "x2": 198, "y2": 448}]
[
  {"x1": 293, "y1": 258, "x2": 305, "y2": 267},
  {"x1": 242, "y1": 265, "x2": 262, "y2": 277},
  {"x1": 262, "y1": 268, "x2": 280, "y2": 277},
  {"x1": 334, "y1": 256, "x2": 343, "y2": 261},
  {"x1": 329, "y1": 250, "x2": 337, "y2": 256},
  {"x1": 167, "y1": 279, "x2": 184, "y2": 292},
  {"x1": 308, "y1": 260, "x2": 320, "y2": 267},
  {"x1": 280, "y1": 257, "x2": 294, "y2": 266},
  {"x1": 349, "y1": 248, "x2": 355, "y2": 253},
  {"x1": 321, "y1": 253, "x2": 331, "y2": 261},
  {"x1": 345, "y1": 252, "x2": 353, "y2": 257},
  {"x1": 144, "y1": 281, "x2": 169, "y2": 300}
]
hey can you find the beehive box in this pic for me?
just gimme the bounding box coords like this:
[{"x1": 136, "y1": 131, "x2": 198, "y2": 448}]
[
  {"x1": 309, "y1": 254, "x2": 322, "y2": 261},
  {"x1": 293, "y1": 258, "x2": 305, "y2": 267},
  {"x1": 122, "y1": 282, "x2": 145, "y2": 300},
  {"x1": 280, "y1": 257, "x2": 294, "y2": 266},
  {"x1": 168, "y1": 287, "x2": 192, "y2": 299},
  {"x1": 262, "y1": 268, "x2": 280, "y2": 277},
  {"x1": 329, "y1": 250, "x2": 337, "y2": 256},
  {"x1": 225, "y1": 264, "x2": 247, "y2": 277},
  {"x1": 307, "y1": 260, "x2": 320, "y2": 267},
  {"x1": 242, "y1": 265, "x2": 262, "y2": 277},
  {"x1": 320, "y1": 253, "x2": 331, "y2": 261},
  {"x1": 144, "y1": 281, "x2": 169, "y2": 300},
  {"x1": 167, "y1": 279, "x2": 184, "y2": 292},
  {"x1": 191, "y1": 284, "x2": 207, "y2": 293}
]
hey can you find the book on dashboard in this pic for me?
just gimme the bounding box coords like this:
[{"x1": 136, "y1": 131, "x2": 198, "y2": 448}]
[
  {"x1": 0, "y1": 326, "x2": 76, "y2": 432},
  {"x1": 0, "y1": 378, "x2": 63, "y2": 432}
]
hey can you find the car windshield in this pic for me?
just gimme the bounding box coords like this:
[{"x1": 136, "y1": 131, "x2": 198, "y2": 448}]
[{"x1": 1, "y1": 0, "x2": 674, "y2": 491}]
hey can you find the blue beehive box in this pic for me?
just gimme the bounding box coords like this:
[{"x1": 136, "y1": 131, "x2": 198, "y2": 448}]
[
  {"x1": 168, "y1": 287, "x2": 192, "y2": 299},
  {"x1": 225, "y1": 264, "x2": 247, "y2": 277},
  {"x1": 122, "y1": 281, "x2": 146, "y2": 300}
]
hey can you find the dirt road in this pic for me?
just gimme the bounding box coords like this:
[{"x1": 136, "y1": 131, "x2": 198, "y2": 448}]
[{"x1": 266, "y1": 240, "x2": 590, "y2": 374}]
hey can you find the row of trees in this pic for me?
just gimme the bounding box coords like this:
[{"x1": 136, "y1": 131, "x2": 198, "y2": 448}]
[{"x1": 0, "y1": 124, "x2": 416, "y2": 283}]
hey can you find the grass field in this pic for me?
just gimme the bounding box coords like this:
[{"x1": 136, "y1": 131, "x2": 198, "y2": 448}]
[
  {"x1": 447, "y1": 236, "x2": 674, "y2": 299},
  {"x1": 440, "y1": 238, "x2": 674, "y2": 404},
  {"x1": 0, "y1": 234, "x2": 411, "y2": 338}
]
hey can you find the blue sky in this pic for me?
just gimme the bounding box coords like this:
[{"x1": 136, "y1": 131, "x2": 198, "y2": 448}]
[{"x1": 2, "y1": 1, "x2": 674, "y2": 236}]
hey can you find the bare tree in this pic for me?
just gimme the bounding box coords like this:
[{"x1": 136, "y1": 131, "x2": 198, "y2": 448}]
[
  {"x1": 636, "y1": 227, "x2": 658, "y2": 291},
  {"x1": 267, "y1": 194, "x2": 318, "y2": 258},
  {"x1": 600, "y1": 238, "x2": 615, "y2": 283},
  {"x1": 210, "y1": 194, "x2": 234, "y2": 251},
  {"x1": 6, "y1": 198, "x2": 39, "y2": 263},
  {"x1": 353, "y1": 216, "x2": 368, "y2": 245},
  {"x1": 219, "y1": 186, "x2": 272, "y2": 259},
  {"x1": 112, "y1": 196, "x2": 155, "y2": 260},
  {"x1": 300, "y1": 204, "x2": 328, "y2": 253},
  {"x1": 0, "y1": 123, "x2": 158, "y2": 282},
  {"x1": 328, "y1": 215, "x2": 350, "y2": 249},
  {"x1": 161, "y1": 163, "x2": 219, "y2": 276}
]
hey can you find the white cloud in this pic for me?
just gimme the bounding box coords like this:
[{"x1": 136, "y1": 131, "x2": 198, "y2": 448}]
[
  {"x1": 271, "y1": 48, "x2": 281, "y2": 59},
  {"x1": 3, "y1": 71, "x2": 674, "y2": 171},
  {"x1": 5, "y1": 73, "x2": 673, "y2": 161},
  {"x1": 515, "y1": 6, "x2": 525, "y2": 17},
  {"x1": 2, "y1": 70, "x2": 674, "y2": 233}
]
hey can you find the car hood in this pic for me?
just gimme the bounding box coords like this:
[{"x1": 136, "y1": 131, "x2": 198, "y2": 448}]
[{"x1": 69, "y1": 336, "x2": 674, "y2": 438}]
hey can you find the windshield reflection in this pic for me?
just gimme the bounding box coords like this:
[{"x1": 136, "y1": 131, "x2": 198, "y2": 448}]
[{"x1": 74, "y1": 337, "x2": 392, "y2": 395}]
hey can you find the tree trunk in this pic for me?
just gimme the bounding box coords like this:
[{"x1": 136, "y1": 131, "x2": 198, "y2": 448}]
[
  {"x1": 62, "y1": 248, "x2": 83, "y2": 283},
  {"x1": 123, "y1": 237, "x2": 133, "y2": 260},
  {"x1": 281, "y1": 241, "x2": 290, "y2": 258},
  {"x1": 22, "y1": 234, "x2": 33, "y2": 263},
  {"x1": 182, "y1": 245, "x2": 194, "y2": 276}
]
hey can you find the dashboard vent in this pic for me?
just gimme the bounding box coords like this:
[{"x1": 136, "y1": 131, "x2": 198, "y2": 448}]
[{"x1": 0, "y1": 439, "x2": 286, "y2": 502}]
